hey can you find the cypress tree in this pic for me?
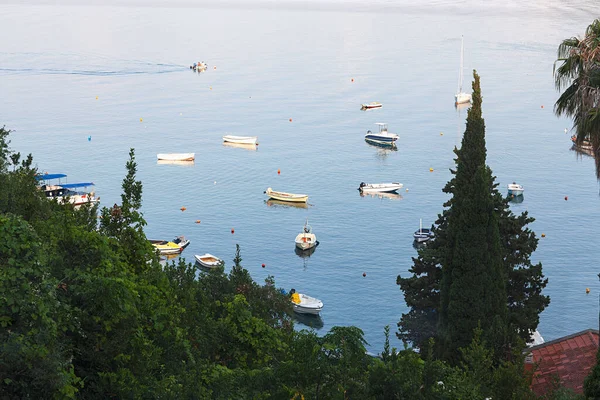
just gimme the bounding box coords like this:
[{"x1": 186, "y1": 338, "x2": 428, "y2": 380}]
[{"x1": 397, "y1": 71, "x2": 549, "y2": 363}]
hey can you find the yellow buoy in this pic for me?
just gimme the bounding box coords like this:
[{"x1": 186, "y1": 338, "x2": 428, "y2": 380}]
[
  {"x1": 96, "y1": 96, "x2": 98, "y2": 100},
  {"x1": 440, "y1": 132, "x2": 443, "y2": 136},
  {"x1": 140, "y1": 118, "x2": 143, "y2": 122},
  {"x1": 429, "y1": 168, "x2": 434, "y2": 172},
  {"x1": 209, "y1": 87, "x2": 212, "y2": 90}
]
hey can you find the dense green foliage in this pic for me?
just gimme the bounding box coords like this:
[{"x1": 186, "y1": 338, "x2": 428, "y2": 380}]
[
  {"x1": 398, "y1": 72, "x2": 549, "y2": 365},
  {"x1": 0, "y1": 124, "x2": 571, "y2": 399}
]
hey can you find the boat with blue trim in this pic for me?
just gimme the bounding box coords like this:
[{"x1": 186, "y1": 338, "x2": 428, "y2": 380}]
[
  {"x1": 36, "y1": 173, "x2": 99, "y2": 206},
  {"x1": 365, "y1": 123, "x2": 398, "y2": 147}
]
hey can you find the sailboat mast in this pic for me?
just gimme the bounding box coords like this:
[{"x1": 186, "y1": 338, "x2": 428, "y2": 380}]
[{"x1": 458, "y1": 35, "x2": 464, "y2": 93}]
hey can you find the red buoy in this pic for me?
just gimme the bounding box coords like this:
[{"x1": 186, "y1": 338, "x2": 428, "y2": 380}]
[
  {"x1": 231, "y1": 228, "x2": 235, "y2": 234},
  {"x1": 362, "y1": 272, "x2": 366, "y2": 277},
  {"x1": 564, "y1": 196, "x2": 568, "y2": 201},
  {"x1": 262, "y1": 263, "x2": 265, "y2": 268}
]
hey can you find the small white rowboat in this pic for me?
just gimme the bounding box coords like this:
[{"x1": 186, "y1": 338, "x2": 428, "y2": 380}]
[
  {"x1": 507, "y1": 182, "x2": 524, "y2": 196},
  {"x1": 290, "y1": 290, "x2": 323, "y2": 315},
  {"x1": 194, "y1": 253, "x2": 224, "y2": 269},
  {"x1": 157, "y1": 153, "x2": 195, "y2": 162},
  {"x1": 264, "y1": 187, "x2": 308, "y2": 203},
  {"x1": 222, "y1": 135, "x2": 258, "y2": 145}
]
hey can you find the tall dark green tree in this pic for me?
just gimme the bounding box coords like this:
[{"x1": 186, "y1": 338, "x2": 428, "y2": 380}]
[{"x1": 398, "y1": 71, "x2": 549, "y2": 364}]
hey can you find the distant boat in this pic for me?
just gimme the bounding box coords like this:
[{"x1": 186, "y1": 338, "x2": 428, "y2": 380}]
[
  {"x1": 149, "y1": 239, "x2": 185, "y2": 255},
  {"x1": 295, "y1": 220, "x2": 319, "y2": 251},
  {"x1": 290, "y1": 289, "x2": 323, "y2": 315},
  {"x1": 172, "y1": 236, "x2": 190, "y2": 249},
  {"x1": 455, "y1": 36, "x2": 472, "y2": 105},
  {"x1": 194, "y1": 253, "x2": 224, "y2": 269},
  {"x1": 358, "y1": 182, "x2": 403, "y2": 193},
  {"x1": 264, "y1": 187, "x2": 308, "y2": 203},
  {"x1": 36, "y1": 173, "x2": 99, "y2": 206},
  {"x1": 571, "y1": 135, "x2": 594, "y2": 155},
  {"x1": 507, "y1": 182, "x2": 524, "y2": 196},
  {"x1": 365, "y1": 123, "x2": 398, "y2": 147},
  {"x1": 222, "y1": 135, "x2": 258, "y2": 145},
  {"x1": 157, "y1": 153, "x2": 195, "y2": 162},
  {"x1": 361, "y1": 102, "x2": 382, "y2": 110},
  {"x1": 413, "y1": 219, "x2": 435, "y2": 243}
]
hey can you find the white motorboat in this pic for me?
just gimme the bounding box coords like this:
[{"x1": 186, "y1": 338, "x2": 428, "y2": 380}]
[
  {"x1": 264, "y1": 187, "x2": 308, "y2": 203},
  {"x1": 365, "y1": 123, "x2": 399, "y2": 147},
  {"x1": 358, "y1": 182, "x2": 403, "y2": 193},
  {"x1": 413, "y1": 219, "x2": 435, "y2": 243},
  {"x1": 222, "y1": 135, "x2": 258, "y2": 145},
  {"x1": 294, "y1": 220, "x2": 318, "y2": 251},
  {"x1": 455, "y1": 36, "x2": 472, "y2": 105},
  {"x1": 507, "y1": 182, "x2": 524, "y2": 196},
  {"x1": 157, "y1": 153, "x2": 195, "y2": 162},
  {"x1": 361, "y1": 102, "x2": 383, "y2": 110},
  {"x1": 194, "y1": 253, "x2": 224, "y2": 269},
  {"x1": 172, "y1": 236, "x2": 190, "y2": 250},
  {"x1": 290, "y1": 289, "x2": 323, "y2": 315},
  {"x1": 36, "y1": 173, "x2": 100, "y2": 207}
]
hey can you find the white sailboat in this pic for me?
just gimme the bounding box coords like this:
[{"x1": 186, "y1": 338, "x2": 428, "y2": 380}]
[{"x1": 455, "y1": 35, "x2": 472, "y2": 105}]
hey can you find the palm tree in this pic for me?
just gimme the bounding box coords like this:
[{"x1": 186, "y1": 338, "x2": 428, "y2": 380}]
[{"x1": 554, "y1": 19, "x2": 600, "y2": 155}]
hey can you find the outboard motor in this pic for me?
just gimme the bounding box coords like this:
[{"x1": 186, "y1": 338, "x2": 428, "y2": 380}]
[{"x1": 359, "y1": 182, "x2": 366, "y2": 188}]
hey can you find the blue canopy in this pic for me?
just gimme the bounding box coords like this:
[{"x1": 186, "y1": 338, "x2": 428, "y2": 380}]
[
  {"x1": 60, "y1": 182, "x2": 94, "y2": 189},
  {"x1": 36, "y1": 173, "x2": 67, "y2": 180}
]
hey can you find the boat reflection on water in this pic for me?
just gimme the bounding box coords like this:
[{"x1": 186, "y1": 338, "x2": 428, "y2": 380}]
[
  {"x1": 508, "y1": 194, "x2": 524, "y2": 204},
  {"x1": 223, "y1": 142, "x2": 258, "y2": 151},
  {"x1": 265, "y1": 199, "x2": 309, "y2": 209},
  {"x1": 157, "y1": 160, "x2": 195, "y2": 167},
  {"x1": 359, "y1": 192, "x2": 403, "y2": 201},
  {"x1": 292, "y1": 312, "x2": 324, "y2": 330}
]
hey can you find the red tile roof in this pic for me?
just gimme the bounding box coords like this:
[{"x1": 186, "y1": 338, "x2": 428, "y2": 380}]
[{"x1": 526, "y1": 329, "x2": 599, "y2": 396}]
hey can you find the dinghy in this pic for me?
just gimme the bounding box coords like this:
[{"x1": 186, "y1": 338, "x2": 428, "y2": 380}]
[
  {"x1": 290, "y1": 289, "x2": 323, "y2": 315},
  {"x1": 222, "y1": 135, "x2": 258, "y2": 145},
  {"x1": 194, "y1": 253, "x2": 224, "y2": 269},
  {"x1": 156, "y1": 153, "x2": 195, "y2": 162},
  {"x1": 294, "y1": 220, "x2": 318, "y2": 251},
  {"x1": 264, "y1": 187, "x2": 308, "y2": 203},
  {"x1": 149, "y1": 239, "x2": 184, "y2": 255},
  {"x1": 507, "y1": 182, "x2": 524, "y2": 196}
]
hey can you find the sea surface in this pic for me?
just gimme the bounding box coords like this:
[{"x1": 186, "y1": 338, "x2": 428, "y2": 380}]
[{"x1": 2, "y1": 0, "x2": 600, "y2": 352}]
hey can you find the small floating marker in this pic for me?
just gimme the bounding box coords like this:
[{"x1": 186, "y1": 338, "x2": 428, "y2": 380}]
[
  {"x1": 564, "y1": 196, "x2": 568, "y2": 201},
  {"x1": 87, "y1": 135, "x2": 91, "y2": 141},
  {"x1": 231, "y1": 228, "x2": 235, "y2": 234},
  {"x1": 277, "y1": 169, "x2": 281, "y2": 174},
  {"x1": 541, "y1": 233, "x2": 546, "y2": 238},
  {"x1": 213, "y1": 66, "x2": 216, "y2": 70},
  {"x1": 362, "y1": 272, "x2": 366, "y2": 277},
  {"x1": 289, "y1": 118, "x2": 292, "y2": 122},
  {"x1": 214, "y1": 181, "x2": 217, "y2": 185},
  {"x1": 564, "y1": 128, "x2": 568, "y2": 133},
  {"x1": 262, "y1": 263, "x2": 266, "y2": 268},
  {"x1": 586, "y1": 288, "x2": 591, "y2": 294},
  {"x1": 180, "y1": 206, "x2": 186, "y2": 212},
  {"x1": 429, "y1": 168, "x2": 434, "y2": 172},
  {"x1": 195, "y1": 220, "x2": 201, "y2": 224},
  {"x1": 541, "y1": 105, "x2": 544, "y2": 108},
  {"x1": 351, "y1": 78, "x2": 354, "y2": 82},
  {"x1": 140, "y1": 118, "x2": 143, "y2": 122},
  {"x1": 440, "y1": 132, "x2": 444, "y2": 136},
  {"x1": 209, "y1": 87, "x2": 212, "y2": 90},
  {"x1": 180, "y1": 112, "x2": 182, "y2": 116},
  {"x1": 405, "y1": 188, "x2": 409, "y2": 192},
  {"x1": 95, "y1": 96, "x2": 98, "y2": 100}
]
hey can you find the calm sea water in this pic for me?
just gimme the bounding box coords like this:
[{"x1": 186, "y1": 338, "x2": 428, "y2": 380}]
[{"x1": 2, "y1": 0, "x2": 600, "y2": 352}]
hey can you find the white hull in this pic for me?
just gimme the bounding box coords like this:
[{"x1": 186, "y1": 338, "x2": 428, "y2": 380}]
[
  {"x1": 507, "y1": 183, "x2": 524, "y2": 196},
  {"x1": 265, "y1": 187, "x2": 308, "y2": 203},
  {"x1": 293, "y1": 304, "x2": 322, "y2": 315},
  {"x1": 359, "y1": 182, "x2": 403, "y2": 193},
  {"x1": 157, "y1": 153, "x2": 195, "y2": 162},
  {"x1": 295, "y1": 233, "x2": 317, "y2": 251},
  {"x1": 222, "y1": 135, "x2": 258, "y2": 145},
  {"x1": 455, "y1": 92, "x2": 472, "y2": 105},
  {"x1": 194, "y1": 253, "x2": 224, "y2": 269},
  {"x1": 508, "y1": 189, "x2": 524, "y2": 196},
  {"x1": 292, "y1": 293, "x2": 323, "y2": 315}
]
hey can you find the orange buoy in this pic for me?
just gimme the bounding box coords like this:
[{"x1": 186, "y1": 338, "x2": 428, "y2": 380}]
[
  {"x1": 362, "y1": 272, "x2": 366, "y2": 277},
  {"x1": 262, "y1": 263, "x2": 265, "y2": 268},
  {"x1": 180, "y1": 207, "x2": 186, "y2": 211},
  {"x1": 231, "y1": 228, "x2": 235, "y2": 234},
  {"x1": 277, "y1": 169, "x2": 281, "y2": 174},
  {"x1": 586, "y1": 288, "x2": 591, "y2": 294},
  {"x1": 541, "y1": 233, "x2": 546, "y2": 238},
  {"x1": 213, "y1": 66, "x2": 216, "y2": 70},
  {"x1": 140, "y1": 118, "x2": 143, "y2": 122},
  {"x1": 195, "y1": 220, "x2": 201, "y2": 224}
]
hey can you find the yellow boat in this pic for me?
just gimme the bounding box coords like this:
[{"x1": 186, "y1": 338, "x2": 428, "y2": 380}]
[
  {"x1": 264, "y1": 187, "x2": 308, "y2": 203},
  {"x1": 149, "y1": 239, "x2": 184, "y2": 255}
]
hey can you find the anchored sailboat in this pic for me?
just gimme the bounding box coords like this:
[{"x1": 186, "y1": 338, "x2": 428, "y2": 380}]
[{"x1": 455, "y1": 35, "x2": 472, "y2": 106}]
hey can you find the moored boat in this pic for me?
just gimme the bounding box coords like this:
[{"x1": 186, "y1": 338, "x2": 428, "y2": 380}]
[
  {"x1": 358, "y1": 182, "x2": 403, "y2": 193},
  {"x1": 36, "y1": 173, "x2": 100, "y2": 206},
  {"x1": 264, "y1": 187, "x2": 308, "y2": 203},
  {"x1": 149, "y1": 239, "x2": 185, "y2": 255},
  {"x1": 222, "y1": 135, "x2": 258, "y2": 145},
  {"x1": 194, "y1": 253, "x2": 224, "y2": 269},
  {"x1": 361, "y1": 102, "x2": 383, "y2": 110},
  {"x1": 290, "y1": 289, "x2": 323, "y2": 315},
  {"x1": 294, "y1": 220, "x2": 318, "y2": 251},
  {"x1": 365, "y1": 123, "x2": 398, "y2": 147},
  {"x1": 156, "y1": 153, "x2": 195, "y2": 162},
  {"x1": 507, "y1": 182, "x2": 524, "y2": 196},
  {"x1": 455, "y1": 36, "x2": 472, "y2": 105},
  {"x1": 414, "y1": 219, "x2": 435, "y2": 243},
  {"x1": 172, "y1": 236, "x2": 190, "y2": 249}
]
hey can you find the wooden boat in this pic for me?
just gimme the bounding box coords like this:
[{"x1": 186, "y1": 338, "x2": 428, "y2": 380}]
[
  {"x1": 149, "y1": 239, "x2": 184, "y2": 255},
  {"x1": 290, "y1": 289, "x2": 323, "y2": 315},
  {"x1": 507, "y1": 182, "x2": 524, "y2": 196},
  {"x1": 361, "y1": 102, "x2": 383, "y2": 110},
  {"x1": 156, "y1": 153, "x2": 195, "y2": 162},
  {"x1": 358, "y1": 182, "x2": 403, "y2": 193},
  {"x1": 194, "y1": 253, "x2": 224, "y2": 269},
  {"x1": 264, "y1": 187, "x2": 308, "y2": 203},
  {"x1": 294, "y1": 220, "x2": 318, "y2": 251},
  {"x1": 222, "y1": 135, "x2": 258, "y2": 145}
]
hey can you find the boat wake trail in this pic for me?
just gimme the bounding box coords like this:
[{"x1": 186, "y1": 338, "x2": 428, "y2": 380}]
[{"x1": 0, "y1": 52, "x2": 184, "y2": 76}]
